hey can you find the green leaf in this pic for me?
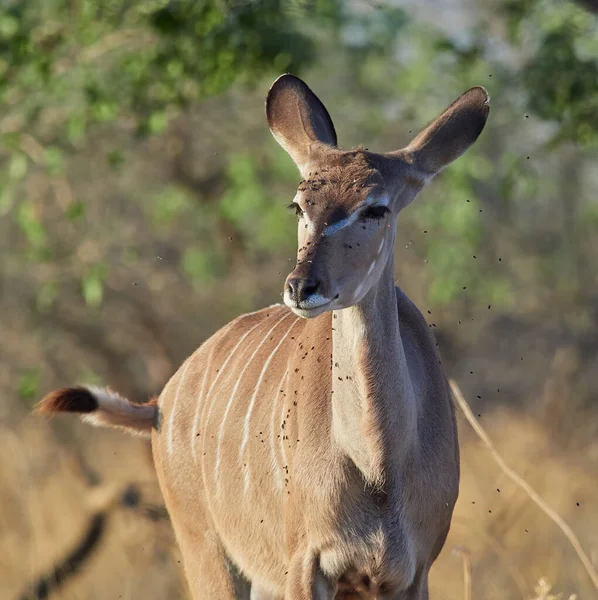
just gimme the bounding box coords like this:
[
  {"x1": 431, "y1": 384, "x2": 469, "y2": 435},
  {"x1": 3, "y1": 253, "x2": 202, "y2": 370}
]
[
  {"x1": 66, "y1": 200, "x2": 85, "y2": 221},
  {"x1": 16, "y1": 201, "x2": 46, "y2": 249},
  {"x1": 18, "y1": 369, "x2": 41, "y2": 404},
  {"x1": 81, "y1": 264, "x2": 108, "y2": 307},
  {"x1": 9, "y1": 153, "x2": 28, "y2": 180},
  {"x1": 91, "y1": 101, "x2": 118, "y2": 123},
  {"x1": 67, "y1": 114, "x2": 87, "y2": 143},
  {"x1": 82, "y1": 277, "x2": 103, "y2": 307},
  {"x1": 44, "y1": 146, "x2": 64, "y2": 175},
  {"x1": 152, "y1": 185, "x2": 189, "y2": 225},
  {"x1": 148, "y1": 111, "x2": 168, "y2": 134},
  {"x1": 0, "y1": 15, "x2": 19, "y2": 39}
]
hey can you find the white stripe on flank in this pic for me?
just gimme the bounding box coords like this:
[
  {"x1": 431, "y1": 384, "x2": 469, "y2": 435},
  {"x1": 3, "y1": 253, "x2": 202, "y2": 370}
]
[
  {"x1": 166, "y1": 358, "x2": 193, "y2": 456},
  {"x1": 239, "y1": 318, "x2": 298, "y2": 494},
  {"x1": 279, "y1": 391, "x2": 288, "y2": 491},
  {"x1": 270, "y1": 368, "x2": 289, "y2": 491},
  {"x1": 191, "y1": 345, "x2": 215, "y2": 465},
  {"x1": 200, "y1": 319, "x2": 264, "y2": 441},
  {"x1": 157, "y1": 372, "x2": 176, "y2": 407},
  {"x1": 213, "y1": 313, "x2": 292, "y2": 497}
]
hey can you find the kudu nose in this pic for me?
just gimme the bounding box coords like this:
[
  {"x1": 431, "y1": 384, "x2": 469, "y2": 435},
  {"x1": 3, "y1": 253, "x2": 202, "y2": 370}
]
[{"x1": 287, "y1": 278, "x2": 320, "y2": 304}]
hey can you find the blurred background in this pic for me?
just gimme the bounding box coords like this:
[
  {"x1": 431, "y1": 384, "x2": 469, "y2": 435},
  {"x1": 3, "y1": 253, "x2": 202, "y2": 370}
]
[{"x1": 1, "y1": 0, "x2": 597, "y2": 599}]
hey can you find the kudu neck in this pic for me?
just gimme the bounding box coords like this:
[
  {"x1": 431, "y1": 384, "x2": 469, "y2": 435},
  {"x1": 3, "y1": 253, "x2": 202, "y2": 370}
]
[{"x1": 330, "y1": 254, "x2": 418, "y2": 484}]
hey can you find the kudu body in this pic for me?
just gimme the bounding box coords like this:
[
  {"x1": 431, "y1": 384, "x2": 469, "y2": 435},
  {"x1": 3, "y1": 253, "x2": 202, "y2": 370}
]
[{"x1": 38, "y1": 75, "x2": 489, "y2": 599}]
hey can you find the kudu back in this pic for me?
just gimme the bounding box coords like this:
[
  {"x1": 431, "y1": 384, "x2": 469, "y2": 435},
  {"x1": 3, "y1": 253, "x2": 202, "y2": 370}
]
[{"x1": 37, "y1": 74, "x2": 489, "y2": 599}]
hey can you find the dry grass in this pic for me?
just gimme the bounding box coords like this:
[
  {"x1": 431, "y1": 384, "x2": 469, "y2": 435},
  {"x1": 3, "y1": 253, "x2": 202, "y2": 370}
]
[
  {"x1": 0, "y1": 418, "x2": 186, "y2": 600},
  {"x1": 450, "y1": 380, "x2": 598, "y2": 590},
  {"x1": 427, "y1": 389, "x2": 597, "y2": 600},
  {"x1": 1, "y1": 384, "x2": 597, "y2": 600}
]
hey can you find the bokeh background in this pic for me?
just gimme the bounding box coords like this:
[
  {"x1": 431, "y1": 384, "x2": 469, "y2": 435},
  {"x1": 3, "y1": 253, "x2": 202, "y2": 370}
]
[{"x1": 1, "y1": 1, "x2": 597, "y2": 599}]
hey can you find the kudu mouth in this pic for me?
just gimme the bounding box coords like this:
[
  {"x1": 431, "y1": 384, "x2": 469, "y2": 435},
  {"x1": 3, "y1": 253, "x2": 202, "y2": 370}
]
[{"x1": 283, "y1": 270, "x2": 339, "y2": 318}]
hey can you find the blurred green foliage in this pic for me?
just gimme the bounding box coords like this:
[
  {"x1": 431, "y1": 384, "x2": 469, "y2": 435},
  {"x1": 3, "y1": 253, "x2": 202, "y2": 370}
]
[
  {"x1": 0, "y1": 0, "x2": 329, "y2": 306},
  {"x1": 0, "y1": 0, "x2": 316, "y2": 134},
  {"x1": 1, "y1": 0, "x2": 597, "y2": 309},
  {"x1": 504, "y1": 0, "x2": 598, "y2": 146}
]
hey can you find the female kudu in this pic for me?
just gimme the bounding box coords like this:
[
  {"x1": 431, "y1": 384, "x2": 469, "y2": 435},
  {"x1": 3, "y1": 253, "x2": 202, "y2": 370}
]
[{"x1": 38, "y1": 74, "x2": 489, "y2": 599}]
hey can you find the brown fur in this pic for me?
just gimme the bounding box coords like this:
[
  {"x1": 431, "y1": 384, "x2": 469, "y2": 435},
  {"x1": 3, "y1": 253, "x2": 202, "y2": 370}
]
[{"x1": 35, "y1": 74, "x2": 488, "y2": 599}]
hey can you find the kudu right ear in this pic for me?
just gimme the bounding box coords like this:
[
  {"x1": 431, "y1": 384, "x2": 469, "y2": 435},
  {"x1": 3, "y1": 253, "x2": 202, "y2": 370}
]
[
  {"x1": 403, "y1": 86, "x2": 490, "y2": 178},
  {"x1": 266, "y1": 74, "x2": 337, "y2": 176}
]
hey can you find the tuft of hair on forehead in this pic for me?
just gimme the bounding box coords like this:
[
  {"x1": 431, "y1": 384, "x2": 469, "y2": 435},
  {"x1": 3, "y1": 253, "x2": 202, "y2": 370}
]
[{"x1": 298, "y1": 147, "x2": 384, "y2": 198}]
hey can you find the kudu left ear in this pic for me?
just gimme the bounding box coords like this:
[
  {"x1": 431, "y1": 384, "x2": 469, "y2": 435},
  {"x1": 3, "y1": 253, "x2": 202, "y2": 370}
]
[
  {"x1": 266, "y1": 74, "x2": 337, "y2": 176},
  {"x1": 402, "y1": 86, "x2": 490, "y2": 177}
]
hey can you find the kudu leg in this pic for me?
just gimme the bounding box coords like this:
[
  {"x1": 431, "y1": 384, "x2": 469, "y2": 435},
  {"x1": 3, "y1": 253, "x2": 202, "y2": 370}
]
[
  {"x1": 285, "y1": 548, "x2": 336, "y2": 599},
  {"x1": 171, "y1": 517, "x2": 249, "y2": 599},
  {"x1": 401, "y1": 567, "x2": 429, "y2": 600}
]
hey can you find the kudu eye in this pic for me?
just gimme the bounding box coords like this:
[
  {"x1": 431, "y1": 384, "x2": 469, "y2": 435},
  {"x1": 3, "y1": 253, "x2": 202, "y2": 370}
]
[
  {"x1": 360, "y1": 205, "x2": 390, "y2": 221},
  {"x1": 287, "y1": 202, "x2": 304, "y2": 219}
]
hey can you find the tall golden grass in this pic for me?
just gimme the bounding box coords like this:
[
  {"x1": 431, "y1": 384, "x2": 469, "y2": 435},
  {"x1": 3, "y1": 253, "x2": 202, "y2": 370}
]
[{"x1": 1, "y1": 375, "x2": 596, "y2": 600}]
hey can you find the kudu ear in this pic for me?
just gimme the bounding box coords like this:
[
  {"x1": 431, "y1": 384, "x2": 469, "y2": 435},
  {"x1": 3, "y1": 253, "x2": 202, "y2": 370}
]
[
  {"x1": 404, "y1": 86, "x2": 490, "y2": 177},
  {"x1": 266, "y1": 74, "x2": 337, "y2": 175}
]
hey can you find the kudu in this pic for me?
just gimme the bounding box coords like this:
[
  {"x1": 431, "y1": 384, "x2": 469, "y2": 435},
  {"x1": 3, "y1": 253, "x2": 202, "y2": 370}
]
[{"x1": 37, "y1": 74, "x2": 489, "y2": 599}]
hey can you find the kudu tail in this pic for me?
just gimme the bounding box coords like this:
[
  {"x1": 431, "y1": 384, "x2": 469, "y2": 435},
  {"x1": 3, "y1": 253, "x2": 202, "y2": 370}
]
[{"x1": 36, "y1": 386, "x2": 157, "y2": 438}]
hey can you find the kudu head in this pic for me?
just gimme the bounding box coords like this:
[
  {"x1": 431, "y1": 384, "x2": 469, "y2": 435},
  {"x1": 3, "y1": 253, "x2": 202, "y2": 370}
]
[{"x1": 266, "y1": 74, "x2": 489, "y2": 318}]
